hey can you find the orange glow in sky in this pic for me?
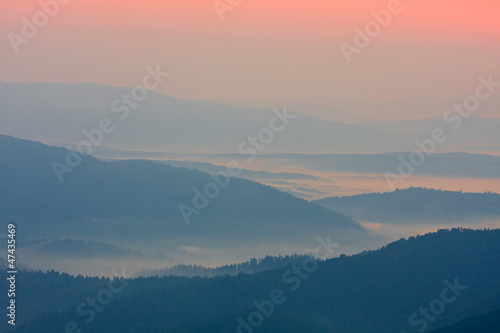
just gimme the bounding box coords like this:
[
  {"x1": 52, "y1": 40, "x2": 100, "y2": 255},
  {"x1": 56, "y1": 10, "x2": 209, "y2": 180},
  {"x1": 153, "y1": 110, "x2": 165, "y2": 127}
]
[{"x1": 1, "y1": 0, "x2": 499, "y2": 115}]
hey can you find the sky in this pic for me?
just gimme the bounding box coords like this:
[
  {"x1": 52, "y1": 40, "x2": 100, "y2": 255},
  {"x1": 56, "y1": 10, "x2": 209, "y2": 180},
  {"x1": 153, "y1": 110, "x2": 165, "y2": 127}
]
[{"x1": 1, "y1": 0, "x2": 499, "y2": 121}]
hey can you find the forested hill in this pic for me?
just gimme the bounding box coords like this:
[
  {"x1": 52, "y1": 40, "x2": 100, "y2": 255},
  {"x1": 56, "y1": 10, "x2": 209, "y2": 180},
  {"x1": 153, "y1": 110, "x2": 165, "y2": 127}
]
[
  {"x1": 135, "y1": 254, "x2": 312, "y2": 278},
  {"x1": 314, "y1": 187, "x2": 500, "y2": 224},
  {"x1": 0, "y1": 134, "x2": 360, "y2": 240},
  {"x1": 5, "y1": 228, "x2": 500, "y2": 333},
  {"x1": 429, "y1": 308, "x2": 500, "y2": 333}
]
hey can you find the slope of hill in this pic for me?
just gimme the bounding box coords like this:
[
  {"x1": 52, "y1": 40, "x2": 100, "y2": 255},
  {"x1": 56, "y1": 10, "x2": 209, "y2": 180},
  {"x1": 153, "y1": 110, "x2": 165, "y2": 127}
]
[
  {"x1": 0, "y1": 134, "x2": 359, "y2": 229},
  {"x1": 159, "y1": 160, "x2": 317, "y2": 180},
  {"x1": 0, "y1": 134, "x2": 366, "y2": 270},
  {"x1": 430, "y1": 309, "x2": 500, "y2": 333},
  {"x1": 135, "y1": 254, "x2": 312, "y2": 278},
  {"x1": 5, "y1": 228, "x2": 500, "y2": 333},
  {"x1": 314, "y1": 187, "x2": 500, "y2": 224}
]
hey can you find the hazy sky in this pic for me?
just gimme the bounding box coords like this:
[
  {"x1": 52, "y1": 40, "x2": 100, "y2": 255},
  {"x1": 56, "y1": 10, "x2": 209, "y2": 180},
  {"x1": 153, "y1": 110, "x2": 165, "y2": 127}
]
[{"x1": 1, "y1": 0, "x2": 499, "y2": 120}]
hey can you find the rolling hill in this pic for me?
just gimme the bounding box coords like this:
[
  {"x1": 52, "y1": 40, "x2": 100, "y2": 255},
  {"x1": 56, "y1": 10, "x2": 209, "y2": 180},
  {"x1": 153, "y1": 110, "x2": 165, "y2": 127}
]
[
  {"x1": 4, "y1": 228, "x2": 500, "y2": 333},
  {"x1": 314, "y1": 187, "x2": 500, "y2": 224},
  {"x1": 429, "y1": 308, "x2": 500, "y2": 333},
  {"x1": 0, "y1": 134, "x2": 368, "y2": 270}
]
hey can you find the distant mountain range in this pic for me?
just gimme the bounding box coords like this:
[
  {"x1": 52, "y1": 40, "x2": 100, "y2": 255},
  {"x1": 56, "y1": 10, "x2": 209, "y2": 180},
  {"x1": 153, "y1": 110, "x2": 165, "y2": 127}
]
[
  {"x1": 314, "y1": 187, "x2": 500, "y2": 224},
  {"x1": 40, "y1": 238, "x2": 164, "y2": 260},
  {"x1": 363, "y1": 117, "x2": 500, "y2": 152},
  {"x1": 252, "y1": 152, "x2": 500, "y2": 178},
  {"x1": 92, "y1": 148, "x2": 500, "y2": 179},
  {"x1": 2, "y1": 81, "x2": 499, "y2": 154},
  {"x1": 0, "y1": 81, "x2": 402, "y2": 154},
  {"x1": 4, "y1": 228, "x2": 500, "y2": 333},
  {"x1": 158, "y1": 160, "x2": 317, "y2": 181}
]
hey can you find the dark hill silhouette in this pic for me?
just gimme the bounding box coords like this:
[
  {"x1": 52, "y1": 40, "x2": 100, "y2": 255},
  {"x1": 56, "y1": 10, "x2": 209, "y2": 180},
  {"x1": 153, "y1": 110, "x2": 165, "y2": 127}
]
[
  {"x1": 5, "y1": 228, "x2": 500, "y2": 333},
  {"x1": 430, "y1": 308, "x2": 500, "y2": 333},
  {"x1": 135, "y1": 255, "x2": 312, "y2": 278},
  {"x1": 0, "y1": 134, "x2": 363, "y2": 251}
]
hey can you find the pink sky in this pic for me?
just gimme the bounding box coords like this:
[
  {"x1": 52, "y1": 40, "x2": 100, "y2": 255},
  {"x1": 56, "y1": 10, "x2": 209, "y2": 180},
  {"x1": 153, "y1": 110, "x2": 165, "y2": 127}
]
[{"x1": 1, "y1": 0, "x2": 499, "y2": 120}]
